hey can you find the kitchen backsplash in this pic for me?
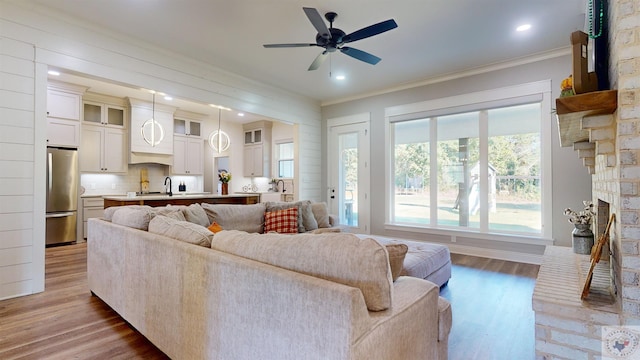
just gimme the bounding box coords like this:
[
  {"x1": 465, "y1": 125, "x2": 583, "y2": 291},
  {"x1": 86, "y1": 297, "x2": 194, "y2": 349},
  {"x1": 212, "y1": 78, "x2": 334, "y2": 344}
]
[{"x1": 80, "y1": 164, "x2": 203, "y2": 196}]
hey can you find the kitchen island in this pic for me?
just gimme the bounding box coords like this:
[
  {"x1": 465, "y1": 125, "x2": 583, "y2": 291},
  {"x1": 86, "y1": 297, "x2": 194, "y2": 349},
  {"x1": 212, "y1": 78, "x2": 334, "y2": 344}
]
[{"x1": 103, "y1": 193, "x2": 260, "y2": 208}]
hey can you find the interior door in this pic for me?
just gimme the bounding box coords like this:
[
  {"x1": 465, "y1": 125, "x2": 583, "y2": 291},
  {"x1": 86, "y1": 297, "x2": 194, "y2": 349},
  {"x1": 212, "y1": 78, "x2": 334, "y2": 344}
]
[{"x1": 328, "y1": 119, "x2": 370, "y2": 234}]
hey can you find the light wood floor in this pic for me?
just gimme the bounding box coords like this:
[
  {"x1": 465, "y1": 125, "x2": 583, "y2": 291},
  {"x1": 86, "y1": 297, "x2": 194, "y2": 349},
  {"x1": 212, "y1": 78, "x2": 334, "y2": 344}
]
[
  {"x1": 443, "y1": 253, "x2": 539, "y2": 360},
  {"x1": 0, "y1": 243, "x2": 538, "y2": 359}
]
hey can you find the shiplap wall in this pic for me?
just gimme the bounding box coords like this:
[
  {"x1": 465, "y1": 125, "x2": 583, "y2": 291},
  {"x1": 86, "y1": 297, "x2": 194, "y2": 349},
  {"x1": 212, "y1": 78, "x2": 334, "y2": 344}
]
[
  {"x1": 0, "y1": 2, "x2": 321, "y2": 299},
  {"x1": 0, "y1": 37, "x2": 46, "y2": 299}
]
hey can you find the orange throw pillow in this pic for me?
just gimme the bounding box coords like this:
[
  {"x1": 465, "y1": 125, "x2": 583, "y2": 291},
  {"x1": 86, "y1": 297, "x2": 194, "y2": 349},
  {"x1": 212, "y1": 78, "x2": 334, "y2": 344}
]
[{"x1": 208, "y1": 222, "x2": 223, "y2": 233}]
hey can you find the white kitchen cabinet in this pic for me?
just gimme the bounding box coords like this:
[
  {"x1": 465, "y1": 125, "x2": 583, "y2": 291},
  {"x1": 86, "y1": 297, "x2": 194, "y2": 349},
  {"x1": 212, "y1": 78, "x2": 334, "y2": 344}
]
[
  {"x1": 243, "y1": 121, "x2": 272, "y2": 177},
  {"x1": 46, "y1": 82, "x2": 86, "y2": 147},
  {"x1": 82, "y1": 197, "x2": 104, "y2": 239},
  {"x1": 80, "y1": 124, "x2": 127, "y2": 173},
  {"x1": 174, "y1": 118, "x2": 202, "y2": 137},
  {"x1": 47, "y1": 88, "x2": 82, "y2": 120},
  {"x1": 83, "y1": 101, "x2": 125, "y2": 127},
  {"x1": 46, "y1": 117, "x2": 80, "y2": 147},
  {"x1": 243, "y1": 144, "x2": 268, "y2": 177},
  {"x1": 172, "y1": 135, "x2": 203, "y2": 175},
  {"x1": 244, "y1": 128, "x2": 263, "y2": 145}
]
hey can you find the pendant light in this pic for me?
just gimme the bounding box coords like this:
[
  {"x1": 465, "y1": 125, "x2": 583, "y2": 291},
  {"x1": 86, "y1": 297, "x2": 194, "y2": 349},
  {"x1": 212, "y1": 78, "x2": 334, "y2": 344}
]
[
  {"x1": 208, "y1": 107, "x2": 230, "y2": 153},
  {"x1": 141, "y1": 91, "x2": 165, "y2": 147}
]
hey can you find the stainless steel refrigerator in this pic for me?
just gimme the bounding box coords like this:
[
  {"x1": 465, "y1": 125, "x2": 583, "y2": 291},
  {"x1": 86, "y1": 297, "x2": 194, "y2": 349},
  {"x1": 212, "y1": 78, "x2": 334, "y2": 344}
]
[{"x1": 46, "y1": 147, "x2": 78, "y2": 246}]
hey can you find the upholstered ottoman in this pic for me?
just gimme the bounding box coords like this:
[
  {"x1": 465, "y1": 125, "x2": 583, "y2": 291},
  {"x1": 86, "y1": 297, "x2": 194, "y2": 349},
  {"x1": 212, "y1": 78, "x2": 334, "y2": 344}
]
[{"x1": 355, "y1": 234, "x2": 452, "y2": 287}]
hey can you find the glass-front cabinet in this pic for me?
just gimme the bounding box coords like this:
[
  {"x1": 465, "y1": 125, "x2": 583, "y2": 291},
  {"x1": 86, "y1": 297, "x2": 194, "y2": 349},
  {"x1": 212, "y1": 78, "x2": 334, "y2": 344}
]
[
  {"x1": 244, "y1": 128, "x2": 262, "y2": 144},
  {"x1": 83, "y1": 101, "x2": 125, "y2": 127},
  {"x1": 174, "y1": 118, "x2": 201, "y2": 137}
]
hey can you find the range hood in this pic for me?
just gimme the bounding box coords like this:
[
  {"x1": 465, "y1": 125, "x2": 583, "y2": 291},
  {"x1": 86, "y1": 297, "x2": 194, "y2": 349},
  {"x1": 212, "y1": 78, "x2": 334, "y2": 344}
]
[
  {"x1": 129, "y1": 152, "x2": 174, "y2": 166},
  {"x1": 128, "y1": 97, "x2": 176, "y2": 165}
]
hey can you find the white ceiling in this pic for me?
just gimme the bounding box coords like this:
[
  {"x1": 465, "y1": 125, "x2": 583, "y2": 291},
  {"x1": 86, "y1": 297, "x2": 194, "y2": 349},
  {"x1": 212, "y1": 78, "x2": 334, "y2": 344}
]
[{"x1": 30, "y1": 0, "x2": 587, "y2": 108}]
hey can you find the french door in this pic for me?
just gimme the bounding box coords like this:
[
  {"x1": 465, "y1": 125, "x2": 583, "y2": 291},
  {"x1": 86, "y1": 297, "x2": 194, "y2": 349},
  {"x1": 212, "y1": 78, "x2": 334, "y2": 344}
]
[{"x1": 327, "y1": 115, "x2": 370, "y2": 233}]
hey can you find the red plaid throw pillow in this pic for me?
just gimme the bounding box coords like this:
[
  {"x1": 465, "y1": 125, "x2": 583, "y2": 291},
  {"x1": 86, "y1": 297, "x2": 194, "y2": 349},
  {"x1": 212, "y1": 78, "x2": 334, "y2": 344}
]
[{"x1": 264, "y1": 207, "x2": 299, "y2": 234}]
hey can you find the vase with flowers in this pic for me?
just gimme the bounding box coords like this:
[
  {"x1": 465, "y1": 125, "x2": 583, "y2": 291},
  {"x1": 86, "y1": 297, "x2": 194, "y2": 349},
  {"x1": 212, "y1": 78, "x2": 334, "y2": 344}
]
[
  {"x1": 564, "y1": 201, "x2": 596, "y2": 254},
  {"x1": 219, "y1": 171, "x2": 231, "y2": 195}
]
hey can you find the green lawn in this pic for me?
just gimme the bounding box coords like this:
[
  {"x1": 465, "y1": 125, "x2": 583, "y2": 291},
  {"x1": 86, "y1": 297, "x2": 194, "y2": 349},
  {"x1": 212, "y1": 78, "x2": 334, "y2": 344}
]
[{"x1": 393, "y1": 193, "x2": 541, "y2": 234}]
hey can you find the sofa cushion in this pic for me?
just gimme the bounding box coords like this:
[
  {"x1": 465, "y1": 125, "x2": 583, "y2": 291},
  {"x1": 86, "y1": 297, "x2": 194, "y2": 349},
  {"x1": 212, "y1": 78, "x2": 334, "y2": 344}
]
[
  {"x1": 103, "y1": 205, "x2": 152, "y2": 221},
  {"x1": 296, "y1": 200, "x2": 318, "y2": 231},
  {"x1": 264, "y1": 207, "x2": 299, "y2": 234},
  {"x1": 149, "y1": 215, "x2": 213, "y2": 247},
  {"x1": 386, "y1": 244, "x2": 408, "y2": 281},
  {"x1": 202, "y1": 203, "x2": 266, "y2": 233},
  {"x1": 265, "y1": 200, "x2": 317, "y2": 232},
  {"x1": 111, "y1": 206, "x2": 156, "y2": 230},
  {"x1": 311, "y1": 202, "x2": 331, "y2": 228},
  {"x1": 182, "y1": 203, "x2": 210, "y2": 227},
  {"x1": 358, "y1": 234, "x2": 451, "y2": 287},
  {"x1": 154, "y1": 206, "x2": 186, "y2": 221},
  {"x1": 211, "y1": 230, "x2": 393, "y2": 311},
  {"x1": 264, "y1": 202, "x2": 303, "y2": 233}
]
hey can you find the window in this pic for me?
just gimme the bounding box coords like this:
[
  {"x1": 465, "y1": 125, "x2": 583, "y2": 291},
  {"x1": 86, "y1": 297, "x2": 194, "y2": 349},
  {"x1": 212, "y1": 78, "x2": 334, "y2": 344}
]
[
  {"x1": 276, "y1": 141, "x2": 294, "y2": 178},
  {"x1": 387, "y1": 81, "x2": 551, "y2": 238}
]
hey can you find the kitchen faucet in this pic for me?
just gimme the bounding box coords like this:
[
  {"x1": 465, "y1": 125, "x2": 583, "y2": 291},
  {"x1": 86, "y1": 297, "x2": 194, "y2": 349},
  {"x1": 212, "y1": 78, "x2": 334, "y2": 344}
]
[
  {"x1": 164, "y1": 177, "x2": 173, "y2": 196},
  {"x1": 277, "y1": 179, "x2": 286, "y2": 193}
]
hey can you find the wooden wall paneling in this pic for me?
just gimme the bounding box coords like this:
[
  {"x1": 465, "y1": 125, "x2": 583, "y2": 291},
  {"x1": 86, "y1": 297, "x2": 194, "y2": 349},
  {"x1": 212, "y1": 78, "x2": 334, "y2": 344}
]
[{"x1": 0, "y1": 229, "x2": 33, "y2": 249}]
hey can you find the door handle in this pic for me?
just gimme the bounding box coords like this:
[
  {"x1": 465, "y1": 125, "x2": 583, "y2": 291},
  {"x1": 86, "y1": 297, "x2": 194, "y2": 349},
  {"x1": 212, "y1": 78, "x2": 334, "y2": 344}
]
[
  {"x1": 48, "y1": 152, "x2": 53, "y2": 194},
  {"x1": 46, "y1": 212, "x2": 75, "y2": 218}
]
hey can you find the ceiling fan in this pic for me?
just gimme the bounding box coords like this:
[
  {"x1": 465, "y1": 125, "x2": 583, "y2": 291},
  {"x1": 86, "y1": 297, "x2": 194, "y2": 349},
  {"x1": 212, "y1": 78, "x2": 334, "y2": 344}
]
[{"x1": 263, "y1": 7, "x2": 398, "y2": 71}]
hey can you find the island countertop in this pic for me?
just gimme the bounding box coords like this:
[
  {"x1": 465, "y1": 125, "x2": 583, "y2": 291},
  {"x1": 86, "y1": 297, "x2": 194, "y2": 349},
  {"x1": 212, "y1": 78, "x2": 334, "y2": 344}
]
[{"x1": 103, "y1": 193, "x2": 260, "y2": 208}]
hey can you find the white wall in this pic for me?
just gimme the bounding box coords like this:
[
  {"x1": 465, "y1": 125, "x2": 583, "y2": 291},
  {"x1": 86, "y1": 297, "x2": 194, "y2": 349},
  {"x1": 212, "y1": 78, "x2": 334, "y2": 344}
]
[
  {"x1": 0, "y1": 37, "x2": 46, "y2": 299},
  {"x1": 0, "y1": 2, "x2": 322, "y2": 300},
  {"x1": 322, "y1": 54, "x2": 592, "y2": 259}
]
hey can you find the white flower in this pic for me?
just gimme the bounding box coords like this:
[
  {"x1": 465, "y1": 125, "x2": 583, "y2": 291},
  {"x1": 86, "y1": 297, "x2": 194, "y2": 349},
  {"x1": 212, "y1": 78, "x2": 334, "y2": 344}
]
[{"x1": 564, "y1": 201, "x2": 596, "y2": 225}]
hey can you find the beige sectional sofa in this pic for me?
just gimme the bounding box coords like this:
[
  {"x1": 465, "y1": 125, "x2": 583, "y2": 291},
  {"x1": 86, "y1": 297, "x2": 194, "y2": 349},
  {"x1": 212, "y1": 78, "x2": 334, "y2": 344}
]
[{"x1": 89, "y1": 203, "x2": 452, "y2": 359}]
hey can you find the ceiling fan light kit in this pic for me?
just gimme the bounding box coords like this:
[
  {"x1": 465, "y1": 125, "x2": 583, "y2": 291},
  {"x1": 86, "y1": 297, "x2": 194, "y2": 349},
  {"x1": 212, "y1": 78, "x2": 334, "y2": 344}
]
[{"x1": 263, "y1": 7, "x2": 397, "y2": 71}]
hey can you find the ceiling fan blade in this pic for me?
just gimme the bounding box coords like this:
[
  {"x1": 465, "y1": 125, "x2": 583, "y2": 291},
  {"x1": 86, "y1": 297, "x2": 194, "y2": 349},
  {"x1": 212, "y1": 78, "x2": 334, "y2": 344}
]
[
  {"x1": 263, "y1": 43, "x2": 318, "y2": 48},
  {"x1": 340, "y1": 47, "x2": 381, "y2": 65},
  {"x1": 308, "y1": 51, "x2": 328, "y2": 71},
  {"x1": 341, "y1": 19, "x2": 398, "y2": 43},
  {"x1": 303, "y1": 7, "x2": 331, "y2": 39}
]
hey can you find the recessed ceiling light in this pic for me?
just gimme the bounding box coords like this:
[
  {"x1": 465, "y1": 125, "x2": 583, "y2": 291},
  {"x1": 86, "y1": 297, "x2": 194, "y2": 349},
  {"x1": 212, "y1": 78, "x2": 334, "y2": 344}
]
[
  {"x1": 48, "y1": 70, "x2": 60, "y2": 76},
  {"x1": 335, "y1": 75, "x2": 346, "y2": 80},
  {"x1": 516, "y1": 24, "x2": 531, "y2": 32},
  {"x1": 164, "y1": 96, "x2": 172, "y2": 101},
  {"x1": 238, "y1": 113, "x2": 245, "y2": 117}
]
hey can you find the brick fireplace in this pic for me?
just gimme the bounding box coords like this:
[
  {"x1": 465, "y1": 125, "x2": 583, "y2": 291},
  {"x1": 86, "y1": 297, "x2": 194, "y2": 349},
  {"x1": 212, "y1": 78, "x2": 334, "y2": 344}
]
[{"x1": 533, "y1": 1, "x2": 640, "y2": 359}]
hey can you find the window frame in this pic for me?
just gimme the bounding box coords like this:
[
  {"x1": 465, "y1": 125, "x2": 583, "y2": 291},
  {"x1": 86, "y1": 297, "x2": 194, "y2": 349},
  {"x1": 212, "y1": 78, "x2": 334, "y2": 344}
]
[
  {"x1": 384, "y1": 80, "x2": 553, "y2": 242},
  {"x1": 275, "y1": 139, "x2": 294, "y2": 178}
]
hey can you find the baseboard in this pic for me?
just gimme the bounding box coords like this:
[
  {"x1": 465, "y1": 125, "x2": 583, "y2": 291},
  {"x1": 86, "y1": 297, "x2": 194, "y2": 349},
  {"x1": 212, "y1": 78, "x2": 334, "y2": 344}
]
[{"x1": 447, "y1": 243, "x2": 543, "y2": 265}]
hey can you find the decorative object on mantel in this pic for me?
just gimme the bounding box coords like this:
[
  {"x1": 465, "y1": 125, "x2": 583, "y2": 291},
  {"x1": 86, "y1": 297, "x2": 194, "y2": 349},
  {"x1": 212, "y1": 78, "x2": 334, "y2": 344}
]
[
  {"x1": 559, "y1": 75, "x2": 575, "y2": 97},
  {"x1": 571, "y1": 30, "x2": 598, "y2": 94},
  {"x1": 564, "y1": 201, "x2": 596, "y2": 254},
  {"x1": 582, "y1": 213, "x2": 615, "y2": 300},
  {"x1": 572, "y1": 224, "x2": 595, "y2": 255},
  {"x1": 219, "y1": 171, "x2": 231, "y2": 195},
  {"x1": 208, "y1": 107, "x2": 231, "y2": 153},
  {"x1": 141, "y1": 91, "x2": 165, "y2": 147}
]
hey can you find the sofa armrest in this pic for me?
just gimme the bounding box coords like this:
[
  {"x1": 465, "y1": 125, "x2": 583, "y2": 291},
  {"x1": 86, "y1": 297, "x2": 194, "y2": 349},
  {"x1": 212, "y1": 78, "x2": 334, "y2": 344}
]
[{"x1": 438, "y1": 297, "x2": 452, "y2": 359}]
